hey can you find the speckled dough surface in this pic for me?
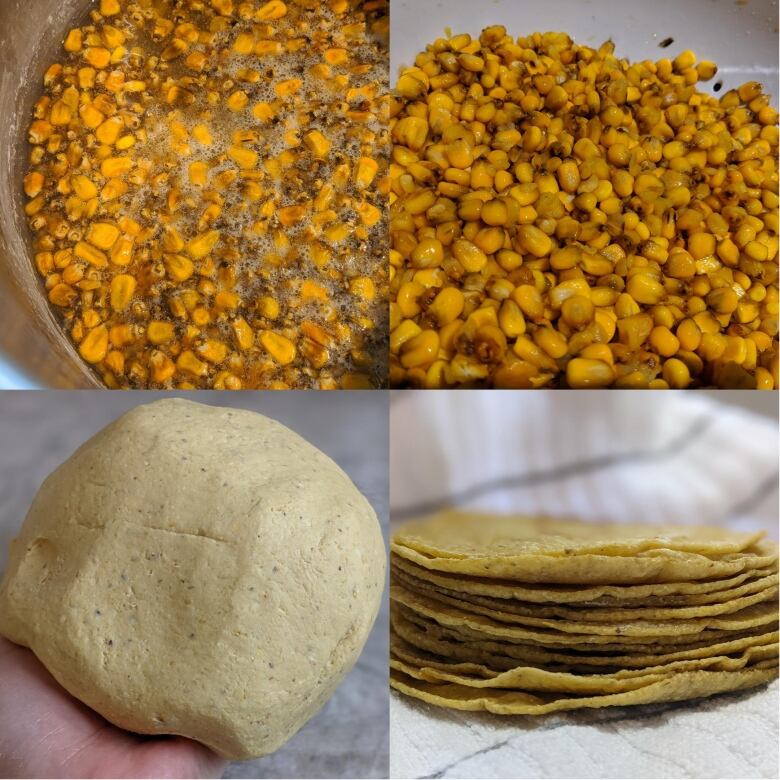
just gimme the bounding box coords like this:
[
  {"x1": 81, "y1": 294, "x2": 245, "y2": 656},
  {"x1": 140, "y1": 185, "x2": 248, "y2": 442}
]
[{"x1": 0, "y1": 399, "x2": 386, "y2": 760}]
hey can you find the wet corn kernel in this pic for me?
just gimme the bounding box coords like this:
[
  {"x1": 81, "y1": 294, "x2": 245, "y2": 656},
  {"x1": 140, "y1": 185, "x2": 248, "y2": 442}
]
[
  {"x1": 303, "y1": 130, "x2": 331, "y2": 159},
  {"x1": 24, "y1": 0, "x2": 388, "y2": 389},
  {"x1": 79, "y1": 324, "x2": 109, "y2": 364},
  {"x1": 109, "y1": 274, "x2": 136, "y2": 311},
  {"x1": 260, "y1": 330, "x2": 296, "y2": 365},
  {"x1": 390, "y1": 26, "x2": 778, "y2": 388}
]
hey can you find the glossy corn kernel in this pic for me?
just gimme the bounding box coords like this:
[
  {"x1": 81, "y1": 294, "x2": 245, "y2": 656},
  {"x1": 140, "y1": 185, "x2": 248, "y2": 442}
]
[
  {"x1": 109, "y1": 274, "x2": 136, "y2": 311},
  {"x1": 260, "y1": 331, "x2": 296, "y2": 365},
  {"x1": 79, "y1": 324, "x2": 109, "y2": 364}
]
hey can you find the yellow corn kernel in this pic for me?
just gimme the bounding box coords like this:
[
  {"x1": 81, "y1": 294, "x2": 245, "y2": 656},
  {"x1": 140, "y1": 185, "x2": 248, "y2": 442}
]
[
  {"x1": 186, "y1": 230, "x2": 220, "y2": 259},
  {"x1": 110, "y1": 238, "x2": 133, "y2": 266},
  {"x1": 164, "y1": 253, "x2": 195, "y2": 282},
  {"x1": 557, "y1": 160, "x2": 581, "y2": 193},
  {"x1": 634, "y1": 173, "x2": 664, "y2": 202},
  {"x1": 706, "y1": 287, "x2": 738, "y2": 315},
  {"x1": 257, "y1": 0, "x2": 287, "y2": 20},
  {"x1": 626, "y1": 274, "x2": 665, "y2": 305},
  {"x1": 79, "y1": 324, "x2": 109, "y2": 364},
  {"x1": 357, "y1": 201, "x2": 381, "y2": 226},
  {"x1": 278, "y1": 204, "x2": 309, "y2": 227},
  {"x1": 78, "y1": 103, "x2": 104, "y2": 129},
  {"x1": 350, "y1": 277, "x2": 375, "y2": 301},
  {"x1": 147, "y1": 321, "x2": 175, "y2": 345},
  {"x1": 274, "y1": 79, "x2": 302, "y2": 97},
  {"x1": 252, "y1": 102, "x2": 276, "y2": 122},
  {"x1": 303, "y1": 130, "x2": 331, "y2": 159},
  {"x1": 49, "y1": 283, "x2": 77, "y2": 307},
  {"x1": 400, "y1": 330, "x2": 440, "y2": 369},
  {"x1": 233, "y1": 32, "x2": 255, "y2": 54},
  {"x1": 74, "y1": 241, "x2": 107, "y2": 267},
  {"x1": 452, "y1": 239, "x2": 487, "y2": 272},
  {"x1": 260, "y1": 331, "x2": 296, "y2": 365},
  {"x1": 96, "y1": 116, "x2": 123, "y2": 145},
  {"x1": 100, "y1": 156, "x2": 133, "y2": 177},
  {"x1": 517, "y1": 225, "x2": 552, "y2": 257},
  {"x1": 147, "y1": 350, "x2": 174, "y2": 383},
  {"x1": 226, "y1": 90, "x2": 249, "y2": 112},
  {"x1": 50, "y1": 100, "x2": 72, "y2": 126},
  {"x1": 228, "y1": 145, "x2": 258, "y2": 169},
  {"x1": 64, "y1": 28, "x2": 83, "y2": 52},
  {"x1": 396, "y1": 67, "x2": 429, "y2": 99},
  {"x1": 392, "y1": 116, "x2": 429, "y2": 152},
  {"x1": 197, "y1": 339, "x2": 228, "y2": 364},
  {"x1": 24, "y1": 171, "x2": 45, "y2": 198},
  {"x1": 231, "y1": 317, "x2": 254, "y2": 351},
  {"x1": 192, "y1": 124, "x2": 213, "y2": 145},
  {"x1": 663, "y1": 357, "x2": 692, "y2": 388},
  {"x1": 84, "y1": 47, "x2": 111, "y2": 69},
  {"x1": 189, "y1": 161, "x2": 209, "y2": 186},
  {"x1": 100, "y1": 0, "x2": 120, "y2": 15},
  {"x1": 566, "y1": 358, "x2": 615, "y2": 389},
  {"x1": 534, "y1": 327, "x2": 568, "y2": 359},
  {"x1": 86, "y1": 221, "x2": 119, "y2": 250},
  {"x1": 255, "y1": 40, "x2": 283, "y2": 55},
  {"x1": 649, "y1": 325, "x2": 680, "y2": 357},
  {"x1": 411, "y1": 238, "x2": 444, "y2": 268},
  {"x1": 177, "y1": 350, "x2": 208, "y2": 378},
  {"x1": 355, "y1": 157, "x2": 379, "y2": 188},
  {"x1": 258, "y1": 296, "x2": 280, "y2": 319},
  {"x1": 755, "y1": 367, "x2": 774, "y2": 390},
  {"x1": 325, "y1": 47, "x2": 348, "y2": 65},
  {"x1": 110, "y1": 274, "x2": 136, "y2": 311}
]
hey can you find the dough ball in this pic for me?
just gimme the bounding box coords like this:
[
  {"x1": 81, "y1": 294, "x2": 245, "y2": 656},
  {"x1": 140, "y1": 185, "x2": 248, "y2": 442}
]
[{"x1": 0, "y1": 399, "x2": 386, "y2": 759}]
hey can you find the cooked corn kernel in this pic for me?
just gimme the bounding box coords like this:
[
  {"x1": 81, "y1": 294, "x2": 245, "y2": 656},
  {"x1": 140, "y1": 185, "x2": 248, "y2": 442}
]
[
  {"x1": 390, "y1": 26, "x2": 777, "y2": 388},
  {"x1": 24, "y1": 0, "x2": 388, "y2": 388}
]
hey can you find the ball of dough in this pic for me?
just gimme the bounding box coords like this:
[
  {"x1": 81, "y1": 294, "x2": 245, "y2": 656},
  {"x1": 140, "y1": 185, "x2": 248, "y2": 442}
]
[{"x1": 0, "y1": 399, "x2": 386, "y2": 760}]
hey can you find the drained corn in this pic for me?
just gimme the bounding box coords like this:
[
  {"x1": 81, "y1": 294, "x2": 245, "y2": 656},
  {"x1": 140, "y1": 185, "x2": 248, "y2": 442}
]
[
  {"x1": 24, "y1": 0, "x2": 389, "y2": 389},
  {"x1": 389, "y1": 28, "x2": 778, "y2": 389}
]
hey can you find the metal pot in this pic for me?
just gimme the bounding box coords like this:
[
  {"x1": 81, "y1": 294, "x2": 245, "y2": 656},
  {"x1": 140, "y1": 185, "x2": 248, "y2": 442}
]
[{"x1": 0, "y1": 0, "x2": 99, "y2": 387}]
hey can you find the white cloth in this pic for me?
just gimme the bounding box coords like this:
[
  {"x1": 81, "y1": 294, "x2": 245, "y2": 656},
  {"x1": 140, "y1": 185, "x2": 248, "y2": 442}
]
[{"x1": 389, "y1": 392, "x2": 779, "y2": 779}]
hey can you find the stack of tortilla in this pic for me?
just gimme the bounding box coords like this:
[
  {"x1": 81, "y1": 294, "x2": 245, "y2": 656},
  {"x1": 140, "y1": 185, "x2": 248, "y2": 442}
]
[{"x1": 390, "y1": 512, "x2": 779, "y2": 714}]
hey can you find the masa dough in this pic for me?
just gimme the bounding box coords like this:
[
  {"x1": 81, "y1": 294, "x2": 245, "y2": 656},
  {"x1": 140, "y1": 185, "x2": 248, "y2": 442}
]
[{"x1": 0, "y1": 399, "x2": 386, "y2": 760}]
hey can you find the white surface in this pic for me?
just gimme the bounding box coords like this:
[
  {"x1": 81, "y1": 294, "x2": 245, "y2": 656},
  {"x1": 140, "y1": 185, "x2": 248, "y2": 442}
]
[
  {"x1": 389, "y1": 392, "x2": 779, "y2": 779},
  {"x1": 391, "y1": 0, "x2": 780, "y2": 103},
  {"x1": 391, "y1": 681, "x2": 779, "y2": 779}
]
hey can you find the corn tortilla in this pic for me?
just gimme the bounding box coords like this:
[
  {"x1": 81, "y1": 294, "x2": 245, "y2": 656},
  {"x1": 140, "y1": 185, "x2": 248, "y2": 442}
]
[
  {"x1": 390, "y1": 636, "x2": 779, "y2": 693},
  {"x1": 391, "y1": 610, "x2": 780, "y2": 673},
  {"x1": 392, "y1": 565, "x2": 779, "y2": 621},
  {"x1": 389, "y1": 665, "x2": 778, "y2": 715},
  {"x1": 391, "y1": 539, "x2": 778, "y2": 584},
  {"x1": 395, "y1": 513, "x2": 764, "y2": 558},
  {"x1": 391, "y1": 584, "x2": 778, "y2": 643},
  {"x1": 391, "y1": 554, "x2": 777, "y2": 605},
  {"x1": 393, "y1": 572, "x2": 777, "y2": 633}
]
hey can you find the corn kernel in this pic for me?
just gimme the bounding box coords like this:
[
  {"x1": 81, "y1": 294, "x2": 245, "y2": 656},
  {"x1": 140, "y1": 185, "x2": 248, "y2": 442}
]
[{"x1": 260, "y1": 330, "x2": 296, "y2": 364}]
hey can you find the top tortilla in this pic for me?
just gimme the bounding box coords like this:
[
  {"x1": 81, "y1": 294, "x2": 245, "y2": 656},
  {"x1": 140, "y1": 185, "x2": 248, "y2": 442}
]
[
  {"x1": 394, "y1": 512, "x2": 765, "y2": 558},
  {"x1": 391, "y1": 539, "x2": 778, "y2": 585}
]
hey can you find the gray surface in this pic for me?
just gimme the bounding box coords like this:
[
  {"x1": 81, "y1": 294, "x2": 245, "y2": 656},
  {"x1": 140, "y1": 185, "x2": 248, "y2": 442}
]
[
  {"x1": 0, "y1": 391, "x2": 390, "y2": 779},
  {"x1": 0, "y1": 0, "x2": 98, "y2": 388},
  {"x1": 698, "y1": 390, "x2": 780, "y2": 419}
]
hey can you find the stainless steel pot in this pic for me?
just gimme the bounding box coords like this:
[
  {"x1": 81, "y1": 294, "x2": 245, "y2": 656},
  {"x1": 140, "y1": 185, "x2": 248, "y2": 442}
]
[{"x1": 0, "y1": 0, "x2": 99, "y2": 387}]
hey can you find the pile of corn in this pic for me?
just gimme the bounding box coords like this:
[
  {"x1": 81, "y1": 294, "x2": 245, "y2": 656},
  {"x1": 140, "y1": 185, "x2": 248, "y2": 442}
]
[
  {"x1": 24, "y1": 0, "x2": 389, "y2": 389},
  {"x1": 389, "y1": 28, "x2": 778, "y2": 388}
]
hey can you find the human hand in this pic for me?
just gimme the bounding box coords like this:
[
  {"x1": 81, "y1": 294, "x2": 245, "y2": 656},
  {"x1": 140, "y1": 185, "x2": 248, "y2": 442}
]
[{"x1": 0, "y1": 635, "x2": 227, "y2": 779}]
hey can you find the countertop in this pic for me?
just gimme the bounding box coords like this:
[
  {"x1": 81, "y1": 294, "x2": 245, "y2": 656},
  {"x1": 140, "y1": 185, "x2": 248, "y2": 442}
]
[{"x1": 0, "y1": 391, "x2": 389, "y2": 779}]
